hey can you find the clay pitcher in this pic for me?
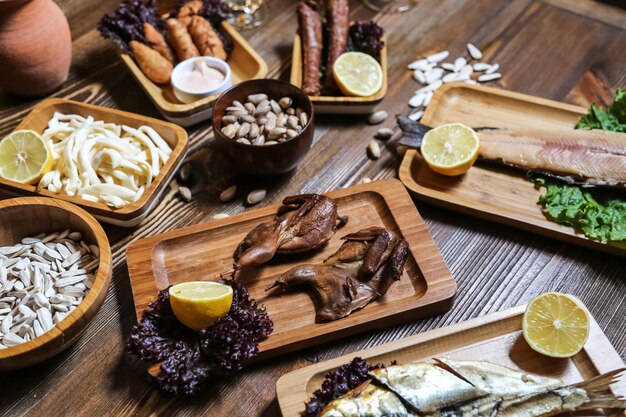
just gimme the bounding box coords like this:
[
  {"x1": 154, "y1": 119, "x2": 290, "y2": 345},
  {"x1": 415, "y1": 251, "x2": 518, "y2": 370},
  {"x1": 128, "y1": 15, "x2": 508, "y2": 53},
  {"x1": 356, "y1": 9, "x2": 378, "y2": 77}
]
[{"x1": 0, "y1": 0, "x2": 72, "y2": 97}]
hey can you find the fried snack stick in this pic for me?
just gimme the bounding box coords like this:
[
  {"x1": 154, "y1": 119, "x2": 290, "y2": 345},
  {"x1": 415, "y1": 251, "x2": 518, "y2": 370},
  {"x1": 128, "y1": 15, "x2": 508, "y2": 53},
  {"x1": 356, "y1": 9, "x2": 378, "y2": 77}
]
[
  {"x1": 297, "y1": 1, "x2": 323, "y2": 96},
  {"x1": 178, "y1": 0, "x2": 203, "y2": 27},
  {"x1": 130, "y1": 41, "x2": 173, "y2": 84},
  {"x1": 189, "y1": 16, "x2": 227, "y2": 60},
  {"x1": 167, "y1": 18, "x2": 200, "y2": 61},
  {"x1": 143, "y1": 22, "x2": 175, "y2": 63},
  {"x1": 324, "y1": 0, "x2": 349, "y2": 92}
]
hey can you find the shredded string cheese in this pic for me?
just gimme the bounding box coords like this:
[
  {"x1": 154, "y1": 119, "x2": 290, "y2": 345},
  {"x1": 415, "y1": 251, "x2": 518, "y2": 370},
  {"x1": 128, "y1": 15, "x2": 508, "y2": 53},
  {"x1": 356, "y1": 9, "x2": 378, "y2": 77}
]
[{"x1": 38, "y1": 112, "x2": 172, "y2": 209}]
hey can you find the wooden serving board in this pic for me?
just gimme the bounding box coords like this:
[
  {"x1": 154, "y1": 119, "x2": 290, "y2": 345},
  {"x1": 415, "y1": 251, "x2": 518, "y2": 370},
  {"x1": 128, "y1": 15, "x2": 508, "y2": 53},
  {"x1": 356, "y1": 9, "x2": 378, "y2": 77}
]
[
  {"x1": 126, "y1": 179, "x2": 456, "y2": 359},
  {"x1": 398, "y1": 83, "x2": 626, "y2": 257},
  {"x1": 276, "y1": 305, "x2": 626, "y2": 417}
]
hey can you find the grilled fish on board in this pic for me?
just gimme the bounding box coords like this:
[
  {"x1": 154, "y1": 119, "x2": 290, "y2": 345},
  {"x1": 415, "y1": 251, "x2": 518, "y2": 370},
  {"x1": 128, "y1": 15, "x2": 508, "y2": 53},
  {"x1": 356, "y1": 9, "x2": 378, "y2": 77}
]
[
  {"x1": 396, "y1": 116, "x2": 626, "y2": 188},
  {"x1": 319, "y1": 359, "x2": 626, "y2": 417}
]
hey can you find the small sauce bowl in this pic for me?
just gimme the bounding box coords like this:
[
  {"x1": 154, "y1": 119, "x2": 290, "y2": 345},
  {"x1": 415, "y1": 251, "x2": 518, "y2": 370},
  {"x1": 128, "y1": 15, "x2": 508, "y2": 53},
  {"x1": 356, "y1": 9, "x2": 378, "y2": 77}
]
[{"x1": 171, "y1": 57, "x2": 232, "y2": 104}]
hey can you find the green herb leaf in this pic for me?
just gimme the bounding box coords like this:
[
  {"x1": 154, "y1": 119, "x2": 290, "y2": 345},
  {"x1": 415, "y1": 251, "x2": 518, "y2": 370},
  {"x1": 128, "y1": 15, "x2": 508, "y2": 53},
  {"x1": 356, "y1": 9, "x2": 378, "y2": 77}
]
[{"x1": 538, "y1": 89, "x2": 626, "y2": 243}]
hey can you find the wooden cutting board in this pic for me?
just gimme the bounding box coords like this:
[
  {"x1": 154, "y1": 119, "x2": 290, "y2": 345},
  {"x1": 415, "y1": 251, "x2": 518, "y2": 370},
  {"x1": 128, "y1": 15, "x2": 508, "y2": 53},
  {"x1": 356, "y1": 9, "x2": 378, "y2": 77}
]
[
  {"x1": 276, "y1": 304, "x2": 626, "y2": 417},
  {"x1": 125, "y1": 179, "x2": 456, "y2": 359},
  {"x1": 398, "y1": 83, "x2": 626, "y2": 257}
]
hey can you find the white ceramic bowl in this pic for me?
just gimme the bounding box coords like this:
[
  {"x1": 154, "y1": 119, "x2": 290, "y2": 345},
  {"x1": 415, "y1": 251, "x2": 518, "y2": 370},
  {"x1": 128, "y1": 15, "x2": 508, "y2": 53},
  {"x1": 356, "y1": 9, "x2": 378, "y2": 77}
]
[{"x1": 171, "y1": 57, "x2": 232, "y2": 104}]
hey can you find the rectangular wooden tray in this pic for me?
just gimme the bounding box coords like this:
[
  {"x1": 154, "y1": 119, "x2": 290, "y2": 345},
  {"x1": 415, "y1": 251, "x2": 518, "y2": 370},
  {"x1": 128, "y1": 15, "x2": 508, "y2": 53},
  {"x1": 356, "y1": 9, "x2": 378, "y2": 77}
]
[
  {"x1": 126, "y1": 179, "x2": 456, "y2": 359},
  {"x1": 1, "y1": 98, "x2": 188, "y2": 227},
  {"x1": 121, "y1": 22, "x2": 268, "y2": 127},
  {"x1": 290, "y1": 34, "x2": 387, "y2": 114},
  {"x1": 276, "y1": 304, "x2": 626, "y2": 417},
  {"x1": 398, "y1": 83, "x2": 626, "y2": 257}
]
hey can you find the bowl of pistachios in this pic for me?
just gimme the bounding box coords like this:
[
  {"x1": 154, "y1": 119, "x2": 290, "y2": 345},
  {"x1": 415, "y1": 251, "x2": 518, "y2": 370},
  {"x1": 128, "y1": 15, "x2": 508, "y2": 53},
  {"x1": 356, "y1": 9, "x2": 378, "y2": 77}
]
[{"x1": 212, "y1": 79, "x2": 315, "y2": 175}]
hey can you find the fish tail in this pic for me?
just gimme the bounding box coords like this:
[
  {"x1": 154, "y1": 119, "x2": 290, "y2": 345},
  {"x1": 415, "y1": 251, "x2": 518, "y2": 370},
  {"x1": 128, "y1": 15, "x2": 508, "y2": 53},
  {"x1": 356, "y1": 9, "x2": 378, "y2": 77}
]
[
  {"x1": 574, "y1": 368, "x2": 626, "y2": 409},
  {"x1": 574, "y1": 368, "x2": 625, "y2": 392}
]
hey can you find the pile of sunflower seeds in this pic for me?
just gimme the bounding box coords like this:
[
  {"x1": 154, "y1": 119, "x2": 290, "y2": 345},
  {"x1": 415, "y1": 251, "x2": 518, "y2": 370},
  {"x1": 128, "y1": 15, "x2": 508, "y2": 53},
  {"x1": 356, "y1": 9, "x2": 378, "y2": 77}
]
[
  {"x1": 221, "y1": 94, "x2": 309, "y2": 146},
  {"x1": 406, "y1": 43, "x2": 502, "y2": 121},
  {"x1": 0, "y1": 230, "x2": 99, "y2": 349}
]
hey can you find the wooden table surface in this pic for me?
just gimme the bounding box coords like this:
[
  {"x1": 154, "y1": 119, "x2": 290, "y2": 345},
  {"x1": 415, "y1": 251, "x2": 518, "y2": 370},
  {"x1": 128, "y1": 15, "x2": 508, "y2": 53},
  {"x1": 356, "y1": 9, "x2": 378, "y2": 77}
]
[{"x1": 1, "y1": 0, "x2": 625, "y2": 415}]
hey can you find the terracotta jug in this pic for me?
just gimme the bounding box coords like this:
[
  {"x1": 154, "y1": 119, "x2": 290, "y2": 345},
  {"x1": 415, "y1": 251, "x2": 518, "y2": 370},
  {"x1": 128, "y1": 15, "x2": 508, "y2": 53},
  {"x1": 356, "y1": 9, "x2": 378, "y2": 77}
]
[{"x1": 0, "y1": 0, "x2": 72, "y2": 97}]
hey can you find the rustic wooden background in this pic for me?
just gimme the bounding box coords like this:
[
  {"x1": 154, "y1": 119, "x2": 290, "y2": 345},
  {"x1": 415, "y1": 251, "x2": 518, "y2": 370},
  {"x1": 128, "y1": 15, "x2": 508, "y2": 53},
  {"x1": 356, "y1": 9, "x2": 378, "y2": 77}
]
[{"x1": 1, "y1": 0, "x2": 625, "y2": 415}]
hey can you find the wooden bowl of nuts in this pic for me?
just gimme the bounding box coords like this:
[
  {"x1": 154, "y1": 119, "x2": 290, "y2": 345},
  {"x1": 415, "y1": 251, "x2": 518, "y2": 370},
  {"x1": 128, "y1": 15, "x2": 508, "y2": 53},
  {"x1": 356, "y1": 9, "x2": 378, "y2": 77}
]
[
  {"x1": 212, "y1": 79, "x2": 315, "y2": 175},
  {"x1": 0, "y1": 197, "x2": 111, "y2": 370}
]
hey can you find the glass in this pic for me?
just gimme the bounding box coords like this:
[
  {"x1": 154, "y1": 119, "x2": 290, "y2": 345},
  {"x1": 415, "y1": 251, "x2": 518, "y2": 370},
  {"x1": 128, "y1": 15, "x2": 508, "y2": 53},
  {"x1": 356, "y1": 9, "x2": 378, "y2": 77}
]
[
  {"x1": 227, "y1": 0, "x2": 269, "y2": 30},
  {"x1": 362, "y1": 0, "x2": 416, "y2": 13}
]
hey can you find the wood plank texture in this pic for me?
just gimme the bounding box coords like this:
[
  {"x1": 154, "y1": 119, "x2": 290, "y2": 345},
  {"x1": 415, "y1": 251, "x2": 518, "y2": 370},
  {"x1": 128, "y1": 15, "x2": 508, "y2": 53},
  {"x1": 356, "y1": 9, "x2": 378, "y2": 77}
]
[
  {"x1": 125, "y1": 180, "x2": 456, "y2": 358},
  {"x1": 0, "y1": 0, "x2": 625, "y2": 416},
  {"x1": 398, "y1": 84, "x2": 626, "y2": 257},
  {"x1": 276, "y1": 305, "x2": 626, "y2": 417}
]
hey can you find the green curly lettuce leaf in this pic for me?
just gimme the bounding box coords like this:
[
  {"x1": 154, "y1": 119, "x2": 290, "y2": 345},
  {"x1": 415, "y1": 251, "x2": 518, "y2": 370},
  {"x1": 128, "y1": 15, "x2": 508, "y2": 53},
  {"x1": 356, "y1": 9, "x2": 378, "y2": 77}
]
[
  {"x1": 575, "y1": 88, "x2": 626, "y2": 132},
  {"x1": 536, "y1": 89, "x2": 626, "y2": 244}
]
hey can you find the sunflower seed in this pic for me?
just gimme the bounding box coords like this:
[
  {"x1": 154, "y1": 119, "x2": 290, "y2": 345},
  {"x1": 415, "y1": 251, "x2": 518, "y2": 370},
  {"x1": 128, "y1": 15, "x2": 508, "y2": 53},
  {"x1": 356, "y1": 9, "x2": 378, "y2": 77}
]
[
  {"x1": 466, "y1": 43, "x2": 482, "y2": 59},
  {"x1": 409, "y1": 93, "x2": 426, "y2": 108},
  {"x1": 408, "y1": 110, "x2": 424, "y2": 121},
  {"x1": 453, "y1": 57, "x2": 467, "y2": 72},
  {"x1": 478, "y1": 72, "x2": 501, "y2": 82},
  {"x1": 440, "y1": 63, "x2": 455, "y2": 71},
  {"x1": 407, "y1": 58, "x2": 429, "y2": 70},
  {"x1": 412, "y1": 70, "x2": 426, "y2": 84},
  {"x1": 425, "y1": 68, "x2": 444, "y2": 84},
  {"x1": 212, "y1": 213, "x2": 230, "y2": 220},
  {"x1": 3, "y1": 332, "x2": 23, "y2": 347},
  {"x1": 473, "y1": 62, "x2": 491, "y2": 71},
  {"x1": 423, "y1": 91, "x2": 433, "y2": 107},
  {"x1": 486, "y1": 63, "x2": 500, "y2": 74},
  {"x1": 427, "y1": 50, "x2": 449, "y2": 63}
]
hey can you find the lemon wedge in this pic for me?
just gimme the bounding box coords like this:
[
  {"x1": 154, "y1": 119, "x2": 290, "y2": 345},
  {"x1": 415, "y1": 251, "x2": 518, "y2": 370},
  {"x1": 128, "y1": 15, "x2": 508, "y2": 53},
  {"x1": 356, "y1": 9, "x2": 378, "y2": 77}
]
[
  {"x1": 0, "y1": 130, "x2": 54, "y2": 184},
  {"x1": 333, "y1": 52, "x2": 383, "y2": 97},
  {"x1": 169, "y1": 281, "x2": 233, "y2": 331},
  {"x1": 522, "y1": 292, "x2": 590, "y2": 358},
  {"x1": 420, "y1": 123, "x2": 480, "y2": 176}
]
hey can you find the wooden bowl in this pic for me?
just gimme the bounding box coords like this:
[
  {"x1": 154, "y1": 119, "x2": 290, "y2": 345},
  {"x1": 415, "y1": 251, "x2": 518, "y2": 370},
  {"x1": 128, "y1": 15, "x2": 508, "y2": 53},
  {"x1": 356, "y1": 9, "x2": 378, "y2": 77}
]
[
  {"x1": 0, "y1": 197, "x2": 112, "y2": 371},
  {"x1": 212, "y1": 79, "x2": 315, "y2": 176},
  {"x1": 0, "y1": 98, "x2": 188, "y2": 227}
]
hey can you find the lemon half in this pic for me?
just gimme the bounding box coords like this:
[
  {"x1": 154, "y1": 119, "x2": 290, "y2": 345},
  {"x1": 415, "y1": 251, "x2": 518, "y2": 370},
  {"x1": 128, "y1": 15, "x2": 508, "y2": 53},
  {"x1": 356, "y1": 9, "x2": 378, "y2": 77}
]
[
  {"x1": 0, "y1": 130, "x2": 54, "y2": 184},
  {"x1": 420, "y1": 123, "x2": 480, "y2": 176},
  {"x1": 333, "y1": 52, "x2": 383, "y2": 97},
  {"x1": 169, "y1": 281, "x2": 233, "y2": 331},
  {"x1": 522, "y1": 292, "x2": 590, "y2": 358}
]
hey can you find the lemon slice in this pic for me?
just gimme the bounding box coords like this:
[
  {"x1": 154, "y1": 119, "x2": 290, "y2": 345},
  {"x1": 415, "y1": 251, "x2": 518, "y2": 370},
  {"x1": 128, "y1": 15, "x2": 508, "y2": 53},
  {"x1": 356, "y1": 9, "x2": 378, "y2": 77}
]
[
  {"x1": 333, "y1": 52, "x2": 383, "y2": 97},
  {"x1": 0, "y1": 130, "x2": 54, "y2": 184},
  {"x1": 420, "y1": 123, "x2": 480, "y2": 176},
  {"x1": 522, "y1": 292, "x2": 590, "y2": 358},
  {"x1": 169, "y1": 281, "x2": 233, "y2": 331}
]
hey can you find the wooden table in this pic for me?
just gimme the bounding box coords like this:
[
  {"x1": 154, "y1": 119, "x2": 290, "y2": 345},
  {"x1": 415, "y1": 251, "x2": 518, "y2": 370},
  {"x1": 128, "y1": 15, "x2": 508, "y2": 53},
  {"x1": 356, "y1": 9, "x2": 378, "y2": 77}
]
[{"x1": 1, "y1": 0, "x2": 625, "y2": 415}]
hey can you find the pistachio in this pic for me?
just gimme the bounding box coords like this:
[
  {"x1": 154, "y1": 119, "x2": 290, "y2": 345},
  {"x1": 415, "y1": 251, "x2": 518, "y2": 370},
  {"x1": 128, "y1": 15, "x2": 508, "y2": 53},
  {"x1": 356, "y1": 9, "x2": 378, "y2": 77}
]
[
  {"x1": 222, "y1": 124, "x2": 237, "y2": 139},
  {"x1": 286, "y1": 129, "x2": 298, "y2": 138},
  {"x1": 268, "y1": 127, "x2": 287, "y2": 140},
  {"x1": 232, "y1": 100, "x2": 245, "y2": 109},
  {"x1": 270, "y1": 100, "x2": 282, "y2": 114},
  {"x1": 236, "y1": 138, "x2": 251, "y2": 145},
  {"x1": 299, "y1": 112, "x2": 308, "y2": 127},
  {"x1": 375, "y1": 128, "x2": 394, "y2": 140},
  {"x1": 246, "y1": 189, "x2": 267, "y2": 205},
  {"x1": 276, "y1": 113, "x2": 287, "y2": 127},
  {"x1": 253, "y1": 135, "x2": 266, "y2": 145},
  {"x1": 222, "y1": 115, "x2": 237, "y2": 125},
  {"x1": 244, "y1": 102, "x2": 256, "y2": 114},
  {"x1": 368, "y1": 140, "x2": 381, "y2": 159},
  {"x1": 278, "y1": 97, "x2": 293, "y2": 109},
  {"x1": 247, "y1": 93, "x2": 268, "y2": 104},
  {"x1": 178, "y1": 186, "x2": 192, "y2": 202},
  {"x1": 237, "y1": 122, "x2": 251, "y2": 138},
  {"x1": 241, "y1": 114, "x2": 256, "y2": 124},
  {"x1": 219, "y1": 185, "x2": 237, "y2": 202},
  {"x1": 368, "y1": 110, "x2": 388, "y2": 125},
  {"x1": 287, "y1": 116, "x2": 299, "y2": 130},
  {"x1": 249, "y1": 123, "x2": 260, "y2": 138},
  {"x1": 264, "y1": 141, "x2": 278, "y2": 146}
]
